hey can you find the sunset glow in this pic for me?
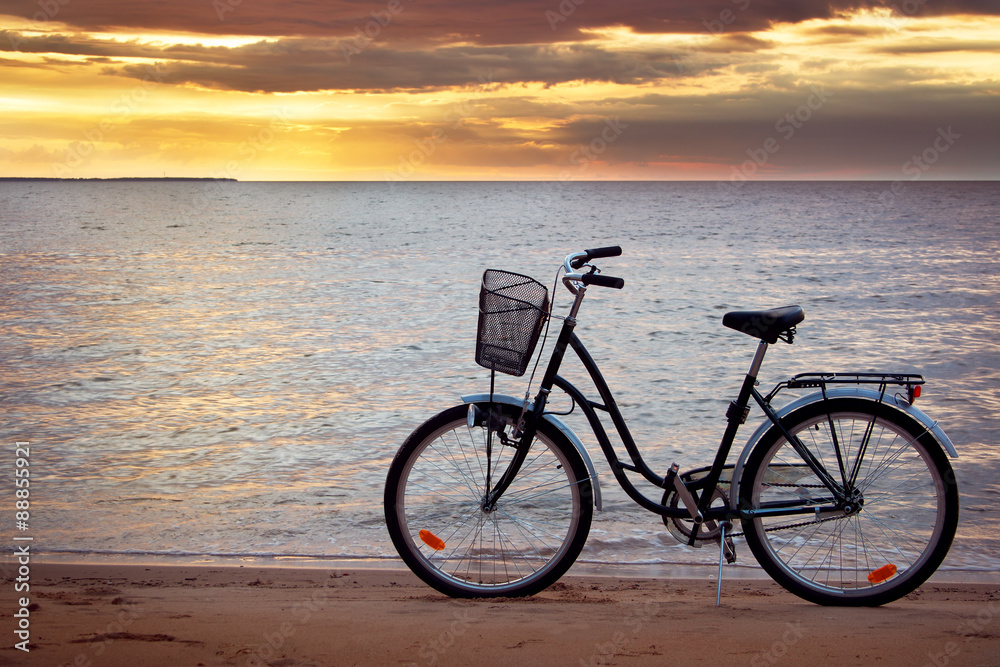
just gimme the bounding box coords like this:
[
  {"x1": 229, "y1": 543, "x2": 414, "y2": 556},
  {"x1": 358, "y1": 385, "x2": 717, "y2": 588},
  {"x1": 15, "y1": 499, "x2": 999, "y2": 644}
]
[{"x1": 1, "y1": 0, "x2": 997, "y2": 180}]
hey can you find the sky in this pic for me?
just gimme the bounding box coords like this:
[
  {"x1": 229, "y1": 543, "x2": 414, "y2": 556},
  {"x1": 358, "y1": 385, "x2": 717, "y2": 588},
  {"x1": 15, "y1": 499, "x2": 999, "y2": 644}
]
[{"x1": 0, "y1": 0, "x2": 998, "y2": 181}]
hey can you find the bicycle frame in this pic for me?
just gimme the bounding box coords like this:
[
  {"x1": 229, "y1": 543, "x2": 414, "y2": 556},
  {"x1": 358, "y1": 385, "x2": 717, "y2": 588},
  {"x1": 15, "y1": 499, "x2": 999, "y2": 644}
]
[
  {"x1": 391, "y1": 246, "x2": 961, "y2": 605},
  {"x1": 480, "y1": 282, "x2": 878, "y2": 529}
]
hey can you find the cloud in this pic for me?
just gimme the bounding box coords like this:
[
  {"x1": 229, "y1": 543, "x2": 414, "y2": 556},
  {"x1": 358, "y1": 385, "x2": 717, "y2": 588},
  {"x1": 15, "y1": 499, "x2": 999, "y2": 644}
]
[
  {"x1": 1, "y1": 0, "x2": 997, "y2": 179},
  {"x1": 870, "y1": 37, "x2": 1000, "y2": 54},
  {"x1": 2, "y1": 1, "x2": 995, "y2": 96},
  {"x1": 4, "y1": 31, "x2": 700, "y2": 92},
  {"x1": 0, "y1": 142, "x2": 61, "y2": 164},
  {"x1": 1, "y1": 0, "x2": 997, "y2": 44}
]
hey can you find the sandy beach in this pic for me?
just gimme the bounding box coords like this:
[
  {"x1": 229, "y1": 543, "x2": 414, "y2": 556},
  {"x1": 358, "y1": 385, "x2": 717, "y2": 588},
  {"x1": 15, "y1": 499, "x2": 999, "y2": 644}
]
[{"x1": 3, "y1": 562, "x2": 997, "y2": 666}]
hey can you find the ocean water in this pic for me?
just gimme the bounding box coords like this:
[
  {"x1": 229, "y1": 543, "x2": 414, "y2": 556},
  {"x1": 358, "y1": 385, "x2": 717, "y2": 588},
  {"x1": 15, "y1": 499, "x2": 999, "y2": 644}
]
[{"x1": 1, "y1": 180, "x2": 998, "y2": 575}]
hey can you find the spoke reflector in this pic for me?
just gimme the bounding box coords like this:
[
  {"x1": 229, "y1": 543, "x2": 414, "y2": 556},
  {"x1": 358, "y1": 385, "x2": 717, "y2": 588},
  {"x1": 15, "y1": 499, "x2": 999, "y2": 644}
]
[
  {"x1": 419, "y1": 529, "x2": 446, "y2": 551},
  {"x1": 867, "y1": 563, "x2": 897, "y2": 584}
]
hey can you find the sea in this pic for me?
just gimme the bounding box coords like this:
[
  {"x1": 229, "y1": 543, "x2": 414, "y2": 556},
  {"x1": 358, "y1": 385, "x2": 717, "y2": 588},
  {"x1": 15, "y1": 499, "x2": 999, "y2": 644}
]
[{"x1": 1, "y1": 180, "x2": 998, "y2": 578}]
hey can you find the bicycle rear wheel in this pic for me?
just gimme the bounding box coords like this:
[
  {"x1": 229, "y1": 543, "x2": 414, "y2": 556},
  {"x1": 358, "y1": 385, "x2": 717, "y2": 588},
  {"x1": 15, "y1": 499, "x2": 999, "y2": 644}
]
[
  {"x1": 384, "y1": 403, "x2": 593, "y2": 597},
  {"x1": 739, "y1": 397, "x2": 958, "y2": 606}
]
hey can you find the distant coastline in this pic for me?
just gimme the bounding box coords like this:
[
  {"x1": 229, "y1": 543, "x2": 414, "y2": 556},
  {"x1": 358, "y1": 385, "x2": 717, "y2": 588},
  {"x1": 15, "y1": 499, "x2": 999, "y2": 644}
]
[{"x1": 0, "y1": 177, "x2": 237, "y2": 182}]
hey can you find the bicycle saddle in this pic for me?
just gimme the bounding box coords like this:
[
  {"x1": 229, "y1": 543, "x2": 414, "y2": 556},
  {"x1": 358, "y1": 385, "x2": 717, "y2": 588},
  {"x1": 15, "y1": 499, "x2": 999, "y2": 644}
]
[{"x1": 722, "y1": 305, "x2": 804, "y2": 344}]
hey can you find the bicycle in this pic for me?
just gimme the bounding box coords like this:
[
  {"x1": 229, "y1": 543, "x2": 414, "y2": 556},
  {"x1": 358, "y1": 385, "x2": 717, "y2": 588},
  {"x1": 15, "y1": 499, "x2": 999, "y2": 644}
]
[{"x1": 384, "y1": 246, "x2": 959, "y2": 606}]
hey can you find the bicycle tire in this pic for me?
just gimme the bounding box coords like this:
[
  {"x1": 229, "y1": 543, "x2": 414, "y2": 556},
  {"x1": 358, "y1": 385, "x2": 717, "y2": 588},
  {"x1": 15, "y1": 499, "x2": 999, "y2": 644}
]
[
  {"x1": 384, "y1": 403, "x2": 593, "y2": 597},
  {"x1": 739, "y1": 397, "x2": 958, "y2": 606}
]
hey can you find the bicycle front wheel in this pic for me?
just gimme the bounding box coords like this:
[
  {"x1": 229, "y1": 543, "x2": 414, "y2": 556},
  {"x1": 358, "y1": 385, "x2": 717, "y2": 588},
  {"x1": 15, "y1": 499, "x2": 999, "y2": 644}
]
[
  {"x1": 384, "y1": 403, "x2": 593, "y2": 597},
  {"x1": 739, "y1": 397, "x2": 958, "y2": 606}
]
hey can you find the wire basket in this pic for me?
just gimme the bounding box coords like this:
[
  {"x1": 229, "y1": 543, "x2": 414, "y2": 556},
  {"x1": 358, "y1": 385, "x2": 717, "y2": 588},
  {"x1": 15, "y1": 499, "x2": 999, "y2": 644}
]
[{"x1": 476, "y1": 269, "x2": 549, "y2": 377}]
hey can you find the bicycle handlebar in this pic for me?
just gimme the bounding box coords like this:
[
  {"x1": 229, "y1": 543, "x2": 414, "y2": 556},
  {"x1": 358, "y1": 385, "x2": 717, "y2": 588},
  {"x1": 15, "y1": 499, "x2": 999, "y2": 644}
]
[
  {"x1": 570, "y1": 246, "x2": 623, "y2": 269},
  {"x1": 563, "y1": 246, "x2": 625, "y2": 292},
  {"x1": 582, "y1": 273, "x2": 625, "y2": 289}
]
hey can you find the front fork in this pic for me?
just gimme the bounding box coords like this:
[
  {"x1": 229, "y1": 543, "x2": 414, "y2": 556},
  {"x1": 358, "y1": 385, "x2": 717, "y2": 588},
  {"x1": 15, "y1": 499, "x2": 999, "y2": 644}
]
[
  {"x1": 480, "y1": 285, "x2": 588, "y2": 508},
  {"x1": 474, "y1": 390, "x2": 549, "y2": 510}
]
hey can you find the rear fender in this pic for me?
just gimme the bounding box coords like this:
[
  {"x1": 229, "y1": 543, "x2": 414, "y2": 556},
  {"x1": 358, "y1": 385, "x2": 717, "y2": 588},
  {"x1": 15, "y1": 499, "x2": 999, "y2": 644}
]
[
  {"x1": 730, "y1": 387, "x2": 958, "y2": 509},
  {"x1": 461, "y1": 393, "x2": 602, "y2": 511}
]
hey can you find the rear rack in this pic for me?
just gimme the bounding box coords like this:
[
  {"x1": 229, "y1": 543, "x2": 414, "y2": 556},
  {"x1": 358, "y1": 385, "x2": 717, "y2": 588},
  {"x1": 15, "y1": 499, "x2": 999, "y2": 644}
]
[
  {"x1": 765, "y1": 372, "x2": 925, "y2": 405},
  {"x1": 785, "y1": 372, "x2": 924, "y2": 389}
]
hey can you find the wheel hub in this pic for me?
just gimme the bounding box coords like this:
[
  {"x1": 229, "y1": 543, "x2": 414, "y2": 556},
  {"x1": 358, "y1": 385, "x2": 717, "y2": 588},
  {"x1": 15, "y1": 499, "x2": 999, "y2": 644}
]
[{"x1": 841, "y1": 487, "x2": 864, "y2": 516}]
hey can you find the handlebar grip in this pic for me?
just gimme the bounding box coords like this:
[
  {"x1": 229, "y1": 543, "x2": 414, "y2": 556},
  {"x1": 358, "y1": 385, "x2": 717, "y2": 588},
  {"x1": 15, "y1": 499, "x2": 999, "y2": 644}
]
[
  {"x1": 586, "y1": 245, "x2": 622, "y2": 259},
  {"x1": 571, "y1": 245, "x2": 623, "y2": 268},
  {"x1": 581, "y1": 273, "x2": 625, "y2": 289}
]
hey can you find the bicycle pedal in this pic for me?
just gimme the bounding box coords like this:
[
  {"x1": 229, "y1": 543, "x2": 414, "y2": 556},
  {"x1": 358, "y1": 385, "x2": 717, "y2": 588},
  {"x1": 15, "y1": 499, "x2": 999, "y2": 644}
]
[{"x1": 721, "y1": 534, "x2": 736, "y2": 564}]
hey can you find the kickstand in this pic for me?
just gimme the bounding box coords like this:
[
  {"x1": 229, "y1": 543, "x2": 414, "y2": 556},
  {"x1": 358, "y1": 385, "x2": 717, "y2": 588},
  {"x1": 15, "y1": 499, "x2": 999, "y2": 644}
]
[
  {"x1": 668, "y1": 465, "x2": 737, "y2": 607},
  {"x1": 716, "y1": 521, "x2": 727, "y2": 607},
  {"x1": 716, "y1": 523, "x2": 736, "y2": 606}
]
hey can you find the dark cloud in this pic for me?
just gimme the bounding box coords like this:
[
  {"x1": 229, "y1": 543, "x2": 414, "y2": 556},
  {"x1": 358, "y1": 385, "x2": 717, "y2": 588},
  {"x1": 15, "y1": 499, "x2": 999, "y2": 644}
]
[
  {"x1": 304, "y1": 95, "x2": 1000, "y2": 177},
  {"x1": 871, "y1": 38, "x2": 1000, "y2": 54},
  {"x1": 700, "y1": 34, "x2": 775, "y2": 53},
  {"x1": 2, "y1": 1, "x2": 995, "y2": 94},
  {"x1": 1, "y1": 0, "x2": 997, "y2": 44},
  {"x1": 3, "y1": 31, "x2": 702, "y2": 92},
  {"x1": 803, "y1": 24, "x2": 886, "y2": 38},
  {"x1": 584, "y1": 89, "x2": 1000, "y2": 177},
  {"x1": 148, "y1": 42, "x2": 690, "y2": 93},
  {"x1": 0, "y1": 29, "x2": 169, "y2": 59}
]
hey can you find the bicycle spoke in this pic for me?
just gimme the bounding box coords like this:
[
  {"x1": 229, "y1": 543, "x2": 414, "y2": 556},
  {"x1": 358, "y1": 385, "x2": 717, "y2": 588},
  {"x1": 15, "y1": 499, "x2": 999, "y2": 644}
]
[
  {"x1": 741, "y1": 400, "x2": 957, "y2": 605},
  {"x1": 386, "y1": 405, "x2": 591, "y2": 596}
]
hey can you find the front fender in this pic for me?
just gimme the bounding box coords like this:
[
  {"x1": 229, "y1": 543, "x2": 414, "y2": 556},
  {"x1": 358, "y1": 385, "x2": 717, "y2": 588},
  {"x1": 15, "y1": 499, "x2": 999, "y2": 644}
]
[
  {"x1": 461, "y1": 393, "x2": 602, "y2": 511},
  {"x1": 730, "y1": 387, "x2": 958, "y2": 509}
]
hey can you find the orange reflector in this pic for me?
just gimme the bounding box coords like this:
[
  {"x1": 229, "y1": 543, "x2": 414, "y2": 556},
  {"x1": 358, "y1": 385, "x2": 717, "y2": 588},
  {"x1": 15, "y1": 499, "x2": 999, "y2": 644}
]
[
  {"x1": 868, "y1": 563, "x2": 897, "y2": 584},
  {"x1": 419, "y1": 529, "x2": 446, "y2": 551}
]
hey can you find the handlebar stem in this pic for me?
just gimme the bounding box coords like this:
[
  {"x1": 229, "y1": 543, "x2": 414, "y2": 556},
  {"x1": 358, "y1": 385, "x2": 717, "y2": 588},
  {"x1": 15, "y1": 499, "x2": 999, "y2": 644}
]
[{"x1": 566, "y1": 284, "x2": 587, "y2": 320}]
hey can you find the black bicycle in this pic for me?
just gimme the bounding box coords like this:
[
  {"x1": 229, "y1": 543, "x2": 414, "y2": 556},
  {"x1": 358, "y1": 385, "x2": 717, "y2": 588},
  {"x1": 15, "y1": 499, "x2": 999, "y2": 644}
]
[{"x1": 384, "y1": 247, "x2": 959, "y2": 606}]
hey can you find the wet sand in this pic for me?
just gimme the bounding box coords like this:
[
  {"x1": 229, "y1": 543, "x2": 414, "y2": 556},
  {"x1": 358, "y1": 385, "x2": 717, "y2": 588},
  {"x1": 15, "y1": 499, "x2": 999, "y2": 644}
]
[{"x1": 3, "y1": 562, "x2": 998, "y2": 666}]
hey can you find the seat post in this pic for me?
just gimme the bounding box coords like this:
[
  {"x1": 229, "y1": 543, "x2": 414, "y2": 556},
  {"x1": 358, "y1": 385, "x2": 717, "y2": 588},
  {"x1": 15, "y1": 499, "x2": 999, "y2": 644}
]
[
  {"x1": 748, "y1": 339, "x2": 769, "y2": 378},
  {"x1": 734, "y1": 340, "x2": 769, "y2": 418}
]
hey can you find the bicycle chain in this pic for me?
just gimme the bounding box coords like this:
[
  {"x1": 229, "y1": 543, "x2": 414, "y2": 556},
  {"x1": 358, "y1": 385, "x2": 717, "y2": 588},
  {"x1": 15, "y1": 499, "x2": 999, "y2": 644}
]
[
  {"x1": 693, "y1": 482, "x2": 843, "y2": 539},
  {"x1": 728, "y1": 512, "x2": 844, "y2": 538}
]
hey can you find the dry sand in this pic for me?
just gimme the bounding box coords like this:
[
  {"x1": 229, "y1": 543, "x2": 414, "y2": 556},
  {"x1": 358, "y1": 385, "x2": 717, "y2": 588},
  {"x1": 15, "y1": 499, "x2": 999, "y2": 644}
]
[{"x1": 2, "y1": 562, "x2": 998, "y2": 666}]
